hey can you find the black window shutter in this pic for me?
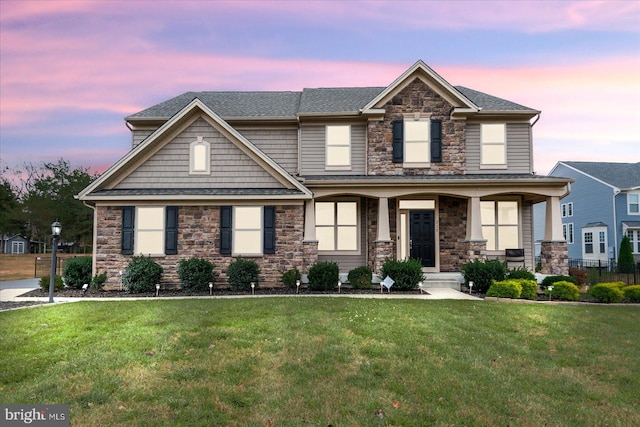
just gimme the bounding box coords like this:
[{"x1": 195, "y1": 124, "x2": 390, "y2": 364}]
[
  {"x1": 220, "y1": 206, "x2": 232, "y2": 255},
  {"x1": 263, "y1": 206, "x2": 276, "y2": 254},
  {"x1": 392, "y1": 120, "x2": 404, "y2": 163},
  {"x1": 430, "y1": 119, "x2": 442, "y2": 162},
  {"x1": 121, "y1": 206, "x2": 134, "y2": 255},
  {"x1": 165, "y1": 206, "x2": 178, "y2": 255}
]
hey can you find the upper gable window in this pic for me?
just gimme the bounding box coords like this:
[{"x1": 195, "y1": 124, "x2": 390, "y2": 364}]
[
  {"x1": 481, "y1": 124, "x2": 506, "y2": 167},
  {"x1": 392, "y1": 117, "x2": 442, "y2": 166},
  {"x1": 628, "y1": 192, "x2": 639, "y2": 215},
  {"x1": 190, "y1": 136, "x2": 210, "y2": 175},
  {"x1": 326, "y1": 125, "x2": 351, "y2": 170},
  {"x1": 404, "y1": 120, "x2": 430, "y2": 163}
]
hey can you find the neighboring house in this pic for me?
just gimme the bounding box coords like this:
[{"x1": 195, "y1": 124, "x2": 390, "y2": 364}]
[
  {"x1": 1, "y1": 234, "x2": 30, "y2": 254},
  {"x1": 534, "y1": 161, "x2": 640, "y2": 265},
  {"x1": 78, "y1": 60, "x2": 572, "y2": 288}
]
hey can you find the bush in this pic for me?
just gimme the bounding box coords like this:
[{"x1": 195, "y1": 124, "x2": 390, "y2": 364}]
[
  {"x1": 178, "y1": 257, "x2": 215, "y2": 292},
  {"x1": 568, "y1": 267, "x2": 588, "y2": 286},
  {"x1": 549, "y1": 281, "x2": 580, "y2": 301},
  {"x1": 617, "y1": 236, "x2": 635, "y2": 274},
  {"x1": 507, "y1": 267, "x2": 535, "y2": 281},
  {"x1": 281, "y1": 267, "x2": 302, "y2": 289},
  {"x1": 380, "y1": 258, "x2": 424, "y2": 291},
  {"x1": 541, "y1": 275, "x2": 578, "y2": 289},
  {"x1": 91, "y1": 272, "x2": 107, "y2": 290},
  {"x1": 588, "y1": 282, "x2": 625, "y2": 303},
  {"x1": 62, "y1": 256, "x2": 92, "y2": 289},
  {"x1": 461, "y1": 259, "x2": 507, "y2": 293},
  {"x1": 519, "y1": 279, "x2": 538, "y2": 300},
  {"x1": 40, "y1": 275, "x2": 64, "y2": 292},
  {"x1": 623, "y1": 285, "x2": 640, "y2": 303},
  {"x1": 486, "y1": 280, "x2": 522, "y2": 299},
  {"x1": 347, "y1": 266, "x2": 373, "y2": 289},
  {"x1": 123, "y1": 255, "x2": 163, "y2": 294},
  {"x1": 227, "y1": 258, "x2": 260, "y2": 291},
  {"x1": 307, "y1": 261, "x2": 339, "y2": 291}
]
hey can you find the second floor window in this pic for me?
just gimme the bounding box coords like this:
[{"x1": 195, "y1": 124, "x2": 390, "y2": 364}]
[
  {"x1": 628, "y1": 193, "x2": 639, "y2": 215},
  {"x1": 481, "y1": 124, "x2": 506, "y2": 166},
  {"x1": 190, "y1": 136, "x2": 210, "y2": 174},
  {"x1": 325, "y1": 125, "x2": 351, "y2": 169},
  {"x1": 562, "y1": 202, "x2": 573, "y2": 218}
]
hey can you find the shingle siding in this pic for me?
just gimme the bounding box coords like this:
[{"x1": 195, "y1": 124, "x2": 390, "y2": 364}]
[
  {"x1": 236, "y1": 128, "x2": 299, "y2": 174},
  {"x1": 466, "y1": 123, "x2": 532, "y2": 174},
  {"x1": 300, "y1": 124, "x2": 366, "y2": 175}
]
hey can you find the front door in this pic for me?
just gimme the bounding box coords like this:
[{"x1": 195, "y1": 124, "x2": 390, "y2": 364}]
[{"x1": 410, "y1": 210, "x2": 435, "y2": 267}]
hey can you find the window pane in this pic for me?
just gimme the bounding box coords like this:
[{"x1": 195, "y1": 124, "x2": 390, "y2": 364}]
[
  {"x1": 337, "y1": 202, "x2": 357, "y2": 225},
  {"x1": 235, "y1": 230, "x2": 261, "y2": 254},
  {"x1": 316, "y1": 227, "x2": 335, "y2": 251},
  {"x1": 193, "y1": 144, "x2": 207, "y2": 171},
  {"x1": 482, "y1": 225, "x2": 496, "y2": 250},
  {"x1": 482, "y1": 144, "x2": 505, "y2": 165},
  {"x1": 327, "y1": 146, "x2": 350, "y2": 166},
  {"x1": 137, "y1": 207, "x2": 164, "y2": 229},
  {"x1": 498, "y1": 226, "x2": 519, "y2": 249},
  {"x1": 137, "y1": 231, "x2": 163, "y2": 255},
  {"x1": 337, "y1": 226, "x2": 357, "y2": 250},
  {"x1": 315, "y1": 202, "x2": 335, "y2": 225},
  {"x1": 481, "y1": 202, "x2": 495, "y2": 225},
  {"x1": 235, "y1": 207, "x2": 261, "y2": 229},
  {"x1": 405, "y1": 141, "x2": 430, "y2": 162},
  {"x1": 404, "y1": 121, "x2": 429, "y2": 142},
  {"x1": 482, "y1": 124, "x2": 505, "y2": 143},
  {"x1": 399, "y1": 200, "x2": 435, "y2": 210},
  {"x1": 498, "y1": 201, "x2": 518, "y2": 225},
  {"x1": 327, "y1": 126, "x2": 350, "y2": 145}
]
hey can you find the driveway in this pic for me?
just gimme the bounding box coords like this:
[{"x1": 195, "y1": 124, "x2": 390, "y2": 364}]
[{"x1": 0, "y1": 279, "x2": 40, "y2": 302}]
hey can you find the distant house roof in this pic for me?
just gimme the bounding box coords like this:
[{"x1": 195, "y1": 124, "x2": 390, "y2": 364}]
[{"x1": 556, "y1": 161, "x2": 640, "y2": 190}]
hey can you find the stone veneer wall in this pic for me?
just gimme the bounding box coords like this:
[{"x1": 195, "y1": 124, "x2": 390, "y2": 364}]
[
  {"x1": 540, "y1": 241, "x2": 569, "y2": 275},
  {"x1": 367, "y1": 198, "x2": 396, "y2": 273},
  {"x1": 438, "y1": 196, "x2": 468, "y2": 271},
  {"x1": 367, "y1": 78, "x2": 466, "y2": 176},
  {"x1": 95, "y1": 204, "x2": 305, "y2": 287}
]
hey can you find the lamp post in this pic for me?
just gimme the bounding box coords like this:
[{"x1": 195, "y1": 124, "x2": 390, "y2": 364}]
[{"x1": 49, "y1": 221, "x2": 62, "y2": 303}]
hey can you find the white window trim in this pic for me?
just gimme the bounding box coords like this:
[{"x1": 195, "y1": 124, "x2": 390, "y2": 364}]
[
  {"x1": 402, "y1": 115, "x2": 431, "y2": 167},
  {"x1": 232, "y1": 206, "x2": 263, "y2": 257},
  {"x1": 563, "y1": 222, "x2": 574, "y2": 244},
  {"x1": 480, "y1": 123, "x2": 507, "y2": 168},
  {"x1": 190, "y1": 136, "x2": 210, "y2": 175},
  {"x1": 627, "y1": 192, "x2": 640, "y2": 215},
  {"x1": 315, "y1": 199, "x2": 361, "y2": 255},
  {"x1": 135, "y1": 206, "x2": 165, "y2": 256},
  {"x1": 582, "y1": 226, "x2": 608, "y2": 260},
  {"x1": 325, "y1": 125, "x2": 351, "y2": 171},
  {"x1": 480, "y1": 199, "x2": 521, "y2": 252},
  {"x1": 627, "y1": 229, "x2": 640, "y2": 254}
]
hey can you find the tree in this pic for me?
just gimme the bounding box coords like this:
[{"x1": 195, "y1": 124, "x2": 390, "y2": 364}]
[
  {"x1": 618, "y1": 235, "x2": 635, "y2": 274},
  {"x1": 0, "y1": 176, "x2": 23, "y2": 240}
]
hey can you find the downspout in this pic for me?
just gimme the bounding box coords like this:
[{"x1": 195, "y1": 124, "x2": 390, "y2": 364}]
[
  {"x1": 612, "y1": 189, "x2": 620, "y2": 261},
  {"x1": 530, "y1": 113, "x2": 541, "y2": 174},
  {"x1": 82, "y1": 200, "x2": 98, "y2": 277}
]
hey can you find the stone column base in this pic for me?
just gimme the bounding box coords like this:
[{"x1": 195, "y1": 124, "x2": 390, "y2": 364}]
[
  {"x1": 374, "y1": 240, "x2": 394, "y2": 274},
  {"x1": 461, "y1": 240, "x2": 487, "y2": 264},
  {"x1": 540, "y1": 241, "x2": 568, "y2": 275},
  {"x1": 302, "y1": 240, "x2": 318, "y2": 272}
]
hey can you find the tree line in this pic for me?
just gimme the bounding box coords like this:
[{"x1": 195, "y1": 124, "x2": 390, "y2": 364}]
[{"x1": 0, "y1": 159, "x2": 98, "y2": 253}]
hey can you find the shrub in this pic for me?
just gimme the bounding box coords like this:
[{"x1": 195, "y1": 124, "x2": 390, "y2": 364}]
[
  {"x1": 380, "y1": 258, "x2": 424, "y2": 291},
  {"x1": 91, "y1": 272, "x2": 107, "y2": 291},
  {"x1": 461, "y1": 259, "x2": 506, "y2": 293},
  {"x1": 568, "y1": 267, "x2": 588, "y2": 286},
  {"x1": 123, "y1": 255, "x2": 163, "y2": 294},
  {"x1": 507, "y1": 267, "x2": 535, "y2": 281},
  {"x1": 549, "y1": 281, "x2": 580, "y2": 301},
  {"x1": 178, "y1": 257, "x2": 215, "y2": 292},
  {"x1": 541, "y1": 275, "x2": 578, "y2": 289},
  {"x1": 62, "y1": 256, "x2": 92, "y2": 289},
  {"x1": 623, "y1": 285, "x2": 640, "y2": 303},
  {"x1": 281, "y1": 267, "x2": 301, "y2": 289},
  {"x1": 347, "y1": 266, "x2": 373, "y2": 289},
  {"x1": 307, "y1": 261, "x2": 339, "y2": 291},
  {"x1": 588, "y1": 282, "x2": 624, "y2": 303},
  {"x1": 617, "y1": 236, "x2": 635, "y2": 274},
  {"x1": 519, "y1": 279, "x2": 538, "y2": 300},
  {"x1": 40, "y1": 275, "x2": 64, "y2": 292},
  {"x1": 486, "y1": 280, "x2": 522, "y2": 299},
  {"x1": 227, "y1": 258, "x2": 260, "y2": 291}
]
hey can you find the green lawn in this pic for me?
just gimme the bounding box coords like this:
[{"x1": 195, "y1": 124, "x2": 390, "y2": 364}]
[{"x1": 1, "y1": 298, "x2": 639, "y2": 426}]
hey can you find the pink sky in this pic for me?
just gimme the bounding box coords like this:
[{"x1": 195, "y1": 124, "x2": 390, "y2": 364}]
[{"x1": 1, "y1": 0, "x2": 639, "y2": 175}]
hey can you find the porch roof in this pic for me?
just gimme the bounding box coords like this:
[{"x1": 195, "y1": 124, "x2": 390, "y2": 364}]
[{"x1": 82, "y1": 187, "x2": 308, "y2": 202}]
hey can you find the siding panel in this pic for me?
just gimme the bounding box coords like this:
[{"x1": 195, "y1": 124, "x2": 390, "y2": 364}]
[
  {"x1": 300, "y1": 124, "x2": 366, "y2": 175},
  {"x1": 466, "y1": 123, "x2": 532, "y2": 174}
]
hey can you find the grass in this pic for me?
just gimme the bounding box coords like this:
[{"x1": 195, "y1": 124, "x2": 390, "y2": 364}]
[{"x1": 1, "y1": 298, "x2": 639, "y2": 426}]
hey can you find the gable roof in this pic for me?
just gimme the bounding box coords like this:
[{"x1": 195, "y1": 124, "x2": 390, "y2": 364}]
[
  {"x1": 552, "y1": 161, "x2": 640, "y2": 190},
  {"x1": 80, "y1": 98, "x2": 312, "y2": 201}
]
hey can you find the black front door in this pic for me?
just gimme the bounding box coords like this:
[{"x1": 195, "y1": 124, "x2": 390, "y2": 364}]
[{"x1": 410, "y1": 210, "x2": 435, "y2": 267}]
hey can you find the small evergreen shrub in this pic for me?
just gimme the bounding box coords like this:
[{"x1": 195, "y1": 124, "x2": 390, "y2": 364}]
[
  {"x1": 617, "y1": 236, "x2": 635, "y2": 274},
  {"x1": 380, "y1": 258, "x2": 424, "y2": 291},
  {"x1": 519, "y1": 279, "x2": 538, "y2": 300},
  {"x1": 178, "y1": 257, "x2": 215, "y2": 292},
  {"x1": 623, "y1": 285, "x2": 640, "y2": 303},
  {"x1": 307, "y1": 261, "x2": 339, "y2": 291},
  {"x1": 461, "y1": 259, "x2": 507, "y2": 293},
  {"x1": 91, "y1": 272, "x2": 107, "y2": 291},
  {"x1": 227, "y1": 258, "x2": 260, "y2": 291},
  {"x1": 281, "y1": 267, "x2": 301, "y2": 289},
  {"x1": 541, "y1": 275, "x2": 578, "y2": 289},
  {"x1": 486, "y1": 280, "x2": 522, "y2": 299},
  {"x1": 588, "y1": 282, "x2": 625, "y2": 303},
  {"x1": 123, "y1": 255, "x2": 163, "y2": 294},
  {"x1": 347, "y1": 266, "x2": 373, "y2": 289},
  {"x1": 549, "y1": 281, "x2": 580, "y2": 301},
  {"x1": 63, "y1": 256, "x2": 93, "y2": 289},
  {"x1": 40, "y1": 275, "x2": 64, "y2": 292},
  {"x1": 507, "y1": 267, "x2": 535, "y2": 281}
]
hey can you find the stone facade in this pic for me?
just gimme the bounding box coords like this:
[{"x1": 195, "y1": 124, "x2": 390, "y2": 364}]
[
  {"x1": 95, "y1": 204, "x2": 305, "y2": 287},
  {"x1": 539, "y1": 241, "x2": 569, "y2": 275},
  {"x1": 438, "y1": 196, "x2": 469, "y2": 271},
  {"x1": 367, "y1": 78, "x2": 466, "y2": 176},
  {"x1": 366, "y1": 197, "x2": 396, "y2": 272}
]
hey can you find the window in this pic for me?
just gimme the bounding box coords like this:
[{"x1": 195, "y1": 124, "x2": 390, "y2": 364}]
[
  {"x1": 392, "y1": 118, "x2": 442, "y2": 164},
  {"x1": 561, "y1": 202, "x2": 573, "y2": 218},
  {"x1": 326, "y1": 125, "x2": 351, "y2": 169},
  {"x1": 628, "y1": 229, "x2": 640, "y2": 254},
  {"x1": 481, "y1": 124, "x2": 506, "y2": 166},
  {"x1": 121, "y1": 206, "x2": 178, "y2": 256},
  {"x1": 628, "y1": 193, "x2": 639, "y2": 215},
  {"x1": 480, "y1": 200, "x2": 519, "y2": 251},
  {"x1": 563, "y1": 223, "x2": 574, "y2": 244},
  {"x1": 220, "y1": 206, "x2": 275, "y2": 256},
  {"x1": 136, "y1": 207, "x2": 164, "y2": 255},
  {"x1": 315, "y1": 201, "x2": 358, "y2": 252},
  {"x1": 584, "y1": 232, "x2": 593, "y2": 254},
  {"x1": 404, "y1": 120, "x2": 430, "y2": 163},
  {"x1": 190, "y1": 136, "x2": 210, "y2": 174},
  {"x1": 599, "y1": 231, "x2": 606, "y2": 253}
]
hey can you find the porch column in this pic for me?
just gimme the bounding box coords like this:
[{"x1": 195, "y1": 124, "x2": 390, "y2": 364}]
[
  {"x1": 302, "y1": 200, "x2": 318, "y2": 272},
  {"x1": 374, "y1": 197, "x2": 393, "y2": 274},
  {"x1": 541, "y1": 196, "x2": 568, "y2": 275},
  {"x1": 543, "y1": 196, "x2": 564, "y2": 241},
  {"x1": 463, "y1": 196, "x2": 487, "y2": 263}
]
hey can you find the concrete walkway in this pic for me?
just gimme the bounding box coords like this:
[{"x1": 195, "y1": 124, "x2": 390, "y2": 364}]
[{"x1": 0, "y1": 278, "x2": 40, "y2": 302}]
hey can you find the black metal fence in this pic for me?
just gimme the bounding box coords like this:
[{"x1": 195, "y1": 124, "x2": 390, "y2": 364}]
[{"x1": 567, "y1": 258, "x2": 639, "y2": 286}]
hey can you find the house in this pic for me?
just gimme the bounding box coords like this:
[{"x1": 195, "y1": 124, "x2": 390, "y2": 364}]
[
  {"x1": 1, "y1": 234, "x2": 30, "y2": 254},
  {"x1": 78, "y1": 60, "x2": 572, "y2": 288},
  {"x1": 534, "y1": 161, "x2": 640, "y2": 265}
]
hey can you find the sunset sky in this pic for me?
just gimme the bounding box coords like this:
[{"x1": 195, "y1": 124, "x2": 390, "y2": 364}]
[{"x1": 1, "y1": 0, "x2": 639, "y2": 177}]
